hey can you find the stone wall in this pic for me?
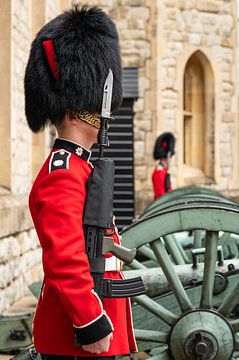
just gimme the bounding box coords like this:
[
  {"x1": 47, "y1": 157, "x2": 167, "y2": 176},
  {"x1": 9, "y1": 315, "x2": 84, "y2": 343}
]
[
  {"x1": 156, "y1": 0, "x2": 238, "y2": 197},
  {"x1": 11, "y1": 0, "x2": 32, "y2": 195},
  {"x1": 80, "y1": 0, "x2": 239, "y2": 212},
  {"x1": 0, "y1": 0, "x2": 60, "y2": 313}
]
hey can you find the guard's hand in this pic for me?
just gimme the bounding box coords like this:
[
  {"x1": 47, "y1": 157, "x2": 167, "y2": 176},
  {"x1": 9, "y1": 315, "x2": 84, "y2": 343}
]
[{"x1": 82, "y1": 332, "x2": 113, "y2": 354}]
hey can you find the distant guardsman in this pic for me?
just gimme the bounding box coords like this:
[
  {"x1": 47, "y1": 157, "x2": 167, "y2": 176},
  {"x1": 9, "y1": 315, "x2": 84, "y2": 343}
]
[
  {"x1": 24, "y1": 5, "x2": 138, "y2": 360},
  {"x1": 152, "y1": 132, "x2": 176, "y2": 199}
]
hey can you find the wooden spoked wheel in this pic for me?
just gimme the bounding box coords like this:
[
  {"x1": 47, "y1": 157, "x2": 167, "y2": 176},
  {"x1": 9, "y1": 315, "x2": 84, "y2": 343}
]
[{"x1": 121, "y1": 202, "x2": 239, "y2": 359}]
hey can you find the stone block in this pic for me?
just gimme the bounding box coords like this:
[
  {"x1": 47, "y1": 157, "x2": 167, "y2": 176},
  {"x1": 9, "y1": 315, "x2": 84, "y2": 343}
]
[
  {"x1": 135, "y1": 155, "x2": 146, "y2": 166},
  {"x1": 134, "y1": 141, "x2": 145, "y2": 155},
  {"x1": 162, "y1": 58, "x2": 176, "y2": 67},
  {"x1": 221, "y1": 98, "x2": 231, "y2": 112},
  {"x1": 24, "y1": 248, "x2": 42, "y2": 269},
  {"x1": 135, "y1": 165, "x2": 147, "y2": 180},
  {"x1": 221, "y1": 166, "x2": 231, "y2": 177},
  {"x1": 221, "y1": 48, "x2": 233, "y2": 63},
  {"x1": 189, "y1": 33, "x2": 201, "y2": 46},
  {"x1": 164, "y1": 77, "x2": 175, "y2": 88},
  {"x1": 0, "y1": 263, "x2": 11, "y2": 288},
  {"x1": 129, "y1": 7, "x2": 150, "y2": 21},
  {"x1": 163, "y1": 108, "x2": 176, "y2": 121},
  {"x1": 167, "y1": 9, "x2": 178, "y2": 21},
  {"x1": 129, "y1": 19, "x2": 145, "y2": 30},
  {"x1": 134, "y1": 128, "x2": 145, "y2": 141},
  {"x1": 221, "y1": 33, "x2": 233, "y2": 47},
  {"x1": 196, "y1": 1, "x2": 220, "y2": 13},
  {"x1": 167, "y1": 41, "x2": 183, "y2": 51},
  {"x1": 220, "y1": 3, "x2": 232, "y2": 15},
  {"x1": 0, "y1": 235, "x2": 21, "y2": 264},
  {"x1": 207, "y1": 34, "x2": 220, "y2": 46},
  {"x1": 12, "y1": 257, "x2": 27, "y2": 279},
  {"x1": 134, "y1": 112, "x2": 145, "y2": 122},
  {"x1": 162, "y1": 89, "x2": 177, "y2": 99},
  {"x1": 134, "y1": 98, "x2": 144, "y2": 112},
  {"x1": 0, "y1": 238, "x2": 10, "y2": 263},
  {"x1": 221, "y1": 71, "x2": 231, "y2": 82},
  {"x1": 164, "y1": 19, "x2": 176, "y2": 30},
  {"x1": 125, "y1": 0, "x2": 145, "y2": 5},
  {"x1": 143, "y1": 110, "x2": 153, "y2": 121},
  {"x1": 8, "y1": 236, "x2": 21, "y2": 259},
  {"x1": 0, "y1": 275, "x2": 27, "y2": 313},
  {"x1": 23, "y1": 263, "x2": 43, "y2": 285},
  {"x1": 122, "y1": 54, "x2": 142, "y2": 67},
  {"x1": 220, "y1": 60, "x2": 230, "y2": 72},
  {"x1": 163, "y1": 0, "x2": 176, "y2": 7},
  {"x1": 122, "y1": 29, "x2": 146, "y2": 40},
  {"x1": 221, "y1": 112, "x2": 234, "y2": 123},
  {"x1": 0, "y1": 195, "x2": 33, "y2": 238},
  {"x1": 138, "y1": 45, "x2": 151, "y2": 60},
  {"x1": 222, "y1": 82, "x2": 233, "y2": 93},
  {"x1": 117, "y1": 19, "x2": 128, "y2": 30},
  {"x1": 139, "y1": 77, "x2": 150, "y2": 96},
  {"x1": 219, "y1": 15, "x2": 234, "y2": 32},
  {"x1": 138, "y1": 120, "x2": 152, "y2": 132},
  {"x1": 135, "y1": 189, "x2": 153, "y2": 215},
  {"x1": 161, "y1": 98, "x2": 177, "y2": 109}
]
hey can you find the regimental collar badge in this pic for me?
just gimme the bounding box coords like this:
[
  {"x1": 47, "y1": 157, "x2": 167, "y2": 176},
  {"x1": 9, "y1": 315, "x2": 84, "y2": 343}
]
[
  {"x1": 53, "y1": 138, "x2": 91, "y2": 162},
  {"x1": 75, "y1": 147, "x2": 83, "y2": 157}
]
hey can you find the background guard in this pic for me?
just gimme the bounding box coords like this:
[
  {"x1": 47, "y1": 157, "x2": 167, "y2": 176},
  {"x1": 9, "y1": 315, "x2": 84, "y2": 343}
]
[{"x1": 152, "y1": 132, "x2": 176, "y2": 199}]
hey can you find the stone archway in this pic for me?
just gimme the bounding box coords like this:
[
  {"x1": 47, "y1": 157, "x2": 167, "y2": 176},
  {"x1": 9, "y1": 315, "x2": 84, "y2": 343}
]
[{"x1": 183, "y1": 50, "x2": 215, "y2": 182}]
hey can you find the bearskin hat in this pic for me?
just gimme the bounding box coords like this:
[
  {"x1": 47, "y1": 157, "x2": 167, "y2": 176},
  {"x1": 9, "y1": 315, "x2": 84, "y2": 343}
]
[
  {"x1": 153, "y1": 132, "x2": 176, "y2": 160},
  {"x1": 24, "y1": 5, "x2": 122, "y2": 132}
]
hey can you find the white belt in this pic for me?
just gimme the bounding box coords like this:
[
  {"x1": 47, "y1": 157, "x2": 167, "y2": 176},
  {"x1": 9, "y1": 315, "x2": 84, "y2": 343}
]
[{"x1": 105, "y1": 256, "x2": 122, "y2": 271}]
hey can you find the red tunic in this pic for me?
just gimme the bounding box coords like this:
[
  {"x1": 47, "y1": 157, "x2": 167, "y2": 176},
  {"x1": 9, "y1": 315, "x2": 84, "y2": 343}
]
[
  {"x1": 29, "y1": 139, "x2": 137, "y2": 357},
  {"x1": 152, "y1": 163, "x2": 172, "y2": 199}
]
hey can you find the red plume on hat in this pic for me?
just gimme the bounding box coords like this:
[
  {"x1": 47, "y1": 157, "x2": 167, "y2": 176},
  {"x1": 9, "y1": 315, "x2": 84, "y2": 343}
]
[{"x1": 24, "y1": 5, "x2": 122, "y2": 132}]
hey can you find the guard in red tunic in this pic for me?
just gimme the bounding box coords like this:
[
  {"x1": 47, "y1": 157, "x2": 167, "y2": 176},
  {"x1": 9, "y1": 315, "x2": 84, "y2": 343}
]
[
  {"x1": 152, "y1": 132, "x2": 176, "y2": 199},
  {"x1": 24, "y1": 5, "x2": 140, "y2": 360}
]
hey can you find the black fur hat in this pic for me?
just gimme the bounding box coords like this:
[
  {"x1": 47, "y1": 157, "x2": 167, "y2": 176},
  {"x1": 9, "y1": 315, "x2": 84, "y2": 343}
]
[
  {"x1": 24, "y1": 5, "x2": 122, "y2": 132},
  {"x1": 153, "y1": 132, "x2": 176, "y2": 160}
]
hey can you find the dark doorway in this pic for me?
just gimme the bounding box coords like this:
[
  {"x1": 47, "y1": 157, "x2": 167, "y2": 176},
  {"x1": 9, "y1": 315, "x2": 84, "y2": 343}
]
[{"x1": 91, "y1": 68, "x2": 138, "y2": 230}]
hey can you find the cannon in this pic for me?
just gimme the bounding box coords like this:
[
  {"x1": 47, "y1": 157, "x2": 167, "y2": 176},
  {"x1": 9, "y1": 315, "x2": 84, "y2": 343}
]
[
  {"x1": 1, "y1": 186, "x2": 239, "y2": 360},
  {"x1": 121, "y1": 186, "x2": 239, "y2": 359}
]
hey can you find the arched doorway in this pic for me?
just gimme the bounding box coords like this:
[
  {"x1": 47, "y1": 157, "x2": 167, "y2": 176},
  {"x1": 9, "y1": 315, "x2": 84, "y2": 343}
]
[{"x1": 183, "y1": 51, "x2": 214, "y2": 180}]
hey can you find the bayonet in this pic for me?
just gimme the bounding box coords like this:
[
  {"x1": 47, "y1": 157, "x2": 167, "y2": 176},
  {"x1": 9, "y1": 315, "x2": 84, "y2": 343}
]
[
  {"x1": 101, "y1": 69, "x2": 113, "y2": 118},
  {"x1": 98, "y1": 69, "x2": 114, "y2": 157}
]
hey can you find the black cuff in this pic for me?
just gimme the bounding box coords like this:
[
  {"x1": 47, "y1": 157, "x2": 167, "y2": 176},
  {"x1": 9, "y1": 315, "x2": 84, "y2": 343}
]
[{"x1": 74, "y1": 314, "x2": 112, "y2": 346}]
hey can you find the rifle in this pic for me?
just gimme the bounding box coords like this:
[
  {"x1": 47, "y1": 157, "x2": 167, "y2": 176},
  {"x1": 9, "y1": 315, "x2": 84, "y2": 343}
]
[{"x1": 83, "y1": 70, "x2": 145, "y2": 298}]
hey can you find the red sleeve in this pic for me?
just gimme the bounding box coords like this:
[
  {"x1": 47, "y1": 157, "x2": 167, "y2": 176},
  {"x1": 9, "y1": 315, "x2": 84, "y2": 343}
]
[
  {"x1": 36, "y1": 169, "x2": 112, "y2": 344},
  {"x1": 152, "y1": 166, "x2": 166, "y2": 199}
]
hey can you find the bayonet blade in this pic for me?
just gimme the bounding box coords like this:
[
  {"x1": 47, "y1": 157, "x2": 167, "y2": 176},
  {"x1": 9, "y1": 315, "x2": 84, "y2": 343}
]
[{"x1": 101, "y1": 69, "x2": 113, "y2": 118}]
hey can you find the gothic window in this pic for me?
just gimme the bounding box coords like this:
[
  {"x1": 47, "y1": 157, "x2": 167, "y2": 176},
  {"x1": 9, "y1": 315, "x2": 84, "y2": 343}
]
[{"x1": 183, "y1": 51, "x2": 215, "y2": 179}]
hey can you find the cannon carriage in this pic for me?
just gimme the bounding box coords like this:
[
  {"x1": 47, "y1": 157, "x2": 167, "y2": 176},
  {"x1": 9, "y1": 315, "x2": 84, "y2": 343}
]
[
  {"x1": 122, "y1": 186, "x2": 239, "y2": 359},
  {"x1": 1, "y1": 186, "x2": 239, "y2": 360}
]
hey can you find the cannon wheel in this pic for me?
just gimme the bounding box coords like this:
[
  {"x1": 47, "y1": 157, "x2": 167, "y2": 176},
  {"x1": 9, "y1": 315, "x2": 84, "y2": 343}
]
[
  {"x1": 142, "y1": 186, "x2": 228, "y2": 216},
  {"x1": 121, "y1": 203, "x2": 239, "y2": 359}
]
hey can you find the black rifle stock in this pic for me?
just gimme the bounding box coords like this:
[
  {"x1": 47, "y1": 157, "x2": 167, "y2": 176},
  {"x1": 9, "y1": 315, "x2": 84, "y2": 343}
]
[{"x1": 83, "y1": 158, "x2": 145, "y2": 298}]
